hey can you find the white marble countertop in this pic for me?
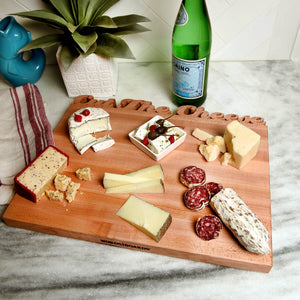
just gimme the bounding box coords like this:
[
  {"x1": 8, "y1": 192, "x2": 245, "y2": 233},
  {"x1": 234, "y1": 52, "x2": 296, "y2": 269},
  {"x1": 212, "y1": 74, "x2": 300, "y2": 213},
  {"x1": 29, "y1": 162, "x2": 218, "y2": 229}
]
[{"x1": 1, "y1": 60, "x2": 300, "y2": 299}]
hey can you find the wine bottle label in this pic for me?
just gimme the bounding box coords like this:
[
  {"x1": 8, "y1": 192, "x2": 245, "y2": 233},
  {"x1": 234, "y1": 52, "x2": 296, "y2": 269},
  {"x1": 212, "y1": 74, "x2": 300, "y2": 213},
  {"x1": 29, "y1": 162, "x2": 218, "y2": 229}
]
[
  {"x1": 175, "y1": 4, "x2": 188, "y2": 26},
  {"x1": 172, "y1": 55, "x2": 206, "y2": 99}
]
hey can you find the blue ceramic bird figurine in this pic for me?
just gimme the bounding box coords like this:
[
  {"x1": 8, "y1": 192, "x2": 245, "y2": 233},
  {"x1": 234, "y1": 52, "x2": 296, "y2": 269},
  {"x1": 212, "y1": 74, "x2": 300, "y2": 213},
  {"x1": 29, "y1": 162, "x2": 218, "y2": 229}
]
[{"x1": 0, "y1": 16, "x2": 45, "y2": 87}]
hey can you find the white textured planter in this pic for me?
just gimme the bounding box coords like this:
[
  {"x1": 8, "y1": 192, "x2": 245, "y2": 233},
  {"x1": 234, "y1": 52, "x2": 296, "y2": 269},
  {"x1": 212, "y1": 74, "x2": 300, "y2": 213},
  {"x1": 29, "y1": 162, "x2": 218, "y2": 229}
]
[{"x1": 57, "y1": 48, "x2": 118, "y2": 98}]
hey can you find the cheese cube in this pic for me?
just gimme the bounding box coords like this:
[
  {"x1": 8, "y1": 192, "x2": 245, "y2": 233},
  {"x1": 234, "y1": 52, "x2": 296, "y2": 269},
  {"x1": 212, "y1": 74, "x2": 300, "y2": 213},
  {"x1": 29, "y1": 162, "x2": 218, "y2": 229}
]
[
  {"x1": 220, "y1": 152, "x2": 232, "y2": 166},
  {"x1": 148, "y1": 136, "x2": 170, "y2": 154},
  {"x1": 54, "y1": 174, "x2": 71, "y2": 191},
  {"x1": 134, "y1": 127, "x2": 148, "y2": 141},
  {"x1": 75, "y1": 167, "x2": 91, "y2": 181},
  {"x1": 224, "y1": 121, "x2": 260, "y2": 169},
  {"x1": 65, "y1": 181, "x2": 80, "y2": 203},
  {"x1": 192, "y1": 128, "x2": 213, "y2": 141},
  {"x1": 199, "y1": 143, "x2": 221, "y2": 162},
  {"x1": 206, "y1": 136, "x2": 226, "y2": 153},
  {"x1": 45, "y1": 190, "x2": 64, "y2": 202},
  {"x1": 117, "y1": 195, "x2": 172, "y2": 242}
]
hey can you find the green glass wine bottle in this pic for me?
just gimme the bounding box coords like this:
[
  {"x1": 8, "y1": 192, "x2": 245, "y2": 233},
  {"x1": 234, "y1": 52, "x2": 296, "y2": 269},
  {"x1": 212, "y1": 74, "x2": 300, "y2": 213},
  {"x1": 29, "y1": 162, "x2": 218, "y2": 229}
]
[{"x1": 172, "y1": 0, "x2": 212, "y2": 106}]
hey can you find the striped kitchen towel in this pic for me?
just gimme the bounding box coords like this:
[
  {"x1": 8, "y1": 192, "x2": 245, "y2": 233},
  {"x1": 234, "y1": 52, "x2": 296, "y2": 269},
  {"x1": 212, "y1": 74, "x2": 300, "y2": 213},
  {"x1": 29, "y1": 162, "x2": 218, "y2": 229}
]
[{"x1": 0, "y1": 83, "x2": 54, "y2": 204}]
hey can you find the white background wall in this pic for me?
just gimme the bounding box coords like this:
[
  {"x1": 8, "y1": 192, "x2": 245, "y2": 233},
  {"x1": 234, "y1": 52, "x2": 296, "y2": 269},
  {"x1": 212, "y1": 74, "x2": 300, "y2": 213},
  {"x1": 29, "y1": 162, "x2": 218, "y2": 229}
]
[{"x1": 1, "y1": 0, "x2": 299, "y2": 63}]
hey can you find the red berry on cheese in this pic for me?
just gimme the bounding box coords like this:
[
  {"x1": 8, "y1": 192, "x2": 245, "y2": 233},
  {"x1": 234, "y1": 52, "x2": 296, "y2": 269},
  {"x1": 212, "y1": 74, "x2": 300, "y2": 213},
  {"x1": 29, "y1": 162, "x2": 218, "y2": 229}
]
[
  {"x1": 169, "y1": 134, "x2": 175, "y2": 144},
  {"x1": 81, "y1": 109, "x2": 90, "y2": 116},
  {"x1": 74, "y1": 114, "x2": 82, "y2": 122},
  {"x1": 149, "y1": 125, "x2": 157, "y2": 131},
  {"x1": 142, "y1": 136, "x2": 149, "y2": 146}
]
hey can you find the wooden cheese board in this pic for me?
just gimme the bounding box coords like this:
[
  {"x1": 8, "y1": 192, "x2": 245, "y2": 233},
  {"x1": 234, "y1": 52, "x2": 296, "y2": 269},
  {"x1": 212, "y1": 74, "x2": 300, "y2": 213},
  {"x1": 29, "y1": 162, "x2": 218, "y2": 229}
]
[{"x1": 3, "y1": 96, "x2": 272, "y2": 272}]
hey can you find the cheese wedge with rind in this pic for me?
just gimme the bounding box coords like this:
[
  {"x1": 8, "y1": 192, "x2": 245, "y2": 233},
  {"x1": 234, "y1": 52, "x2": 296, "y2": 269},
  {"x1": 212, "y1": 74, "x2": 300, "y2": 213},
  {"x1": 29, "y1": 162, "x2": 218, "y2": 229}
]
[
  {"x1": 117, "y1": 195, "x2": 172, "y2": 242},
  {"x1": 105, "y1": 179, "x2": 164, "y2": 194},
  {"x1": 224, "y1": 120, "x2": 260, "y2": 169},
  {"x1": 14, "y1": 146, "x2": 69, "y2": 202}
]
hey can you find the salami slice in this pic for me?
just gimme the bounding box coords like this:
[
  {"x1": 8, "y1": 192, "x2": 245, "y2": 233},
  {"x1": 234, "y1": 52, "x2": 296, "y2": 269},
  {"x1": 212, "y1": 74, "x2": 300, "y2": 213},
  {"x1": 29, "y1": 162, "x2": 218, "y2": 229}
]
[
  {"x1": 179, "y1": 166, "x2": 206, "y2": 188},
  {"x1": 195, "y1": 215, "x2": 223, "y2": 241},
  {"x1": 204, "y1": 182, "x2": 223, "y2": 198},
  {"x1": 183, "y1": 186, "x2": 210, "y2": 211}
]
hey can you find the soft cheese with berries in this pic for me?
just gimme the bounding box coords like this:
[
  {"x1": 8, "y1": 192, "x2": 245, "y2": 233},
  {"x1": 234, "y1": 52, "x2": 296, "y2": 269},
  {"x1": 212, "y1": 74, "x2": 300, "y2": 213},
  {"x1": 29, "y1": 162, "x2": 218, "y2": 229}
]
[{"x1": 68, "y1": 107, "x2": 114, "y2": 154}]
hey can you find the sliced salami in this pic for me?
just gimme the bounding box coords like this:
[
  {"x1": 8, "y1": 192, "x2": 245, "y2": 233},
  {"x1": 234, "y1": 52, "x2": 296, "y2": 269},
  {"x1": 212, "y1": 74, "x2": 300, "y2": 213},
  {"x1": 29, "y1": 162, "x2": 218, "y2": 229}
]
[
  {"x1": 204, "y1": 182, "x2": 223, "y2": 198},
  {"x1": 179, "y1": 166, "x2": 206, "y2": 188},
  {"x1": 183, "y1": 185, "x2": 210, "y2": 211},
  {"x1": 195, "y1": 215, "x2": 223, "y2": 241}
]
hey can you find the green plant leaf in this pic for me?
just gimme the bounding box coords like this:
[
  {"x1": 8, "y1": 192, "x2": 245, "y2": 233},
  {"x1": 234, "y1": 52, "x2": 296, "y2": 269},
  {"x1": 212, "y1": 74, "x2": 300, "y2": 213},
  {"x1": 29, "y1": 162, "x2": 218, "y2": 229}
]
[
  {"x1": 49, "y1": 0, "x2": 75, "y2": 24},
  {"x1": 18, "y1": 34, "x2": 63, "y2": 52},
  {"x1": 59, "y1": 45, "x2": 79, "y2": 70},
  {"x1": 82, "y1": 42, "x2": 97, "y2": 57},
  {"x1": 91, "y1": 15, "x2": 117, "y2": 28},
  {"x1": 12, "y1": 9, "x2": 77, "y2": 32},
  {"x1": 113, "y1": 14, "x2": 151, "y2": 27},
  {"x1": 109, "y1": 24, "x2": 150, "y2": 36},
  {"x1": 72, "y1": 30, "x2": 98, "y2": 53},
  {"x1": 83, "y1": 0, "x2": 119, "y2": 26},
  {"x1": 75, "y1": 0, "x2": 89, "y2": 24},
  {"x1": 95, "y1": 33, "x2": 135, "y2": 59}
]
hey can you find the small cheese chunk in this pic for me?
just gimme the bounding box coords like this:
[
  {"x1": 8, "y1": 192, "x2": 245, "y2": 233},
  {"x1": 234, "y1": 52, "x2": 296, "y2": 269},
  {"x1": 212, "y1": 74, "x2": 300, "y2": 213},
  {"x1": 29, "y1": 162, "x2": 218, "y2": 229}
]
[
  {"x1": 220, "y1": 152, "x2": 232, "y2": 166},
  {"x1": 75, "y1": 134, "x2": 97, "y2": 154},
  {"x1": 65, "y1": 181, "x2": 80, "y2": 203},
  {"x1": 224, "y1": 121, "x2": 260, "y2": 169},
  {"x1": 75, "y1": 167, "x2": 91, "y2": 181},
  {"x1": 54, "y1": 174, "x2": 71, "y2": 191},
  {"x1": 14, "y1": 146, "x2": 68, "y2": 202},
  {"x1": 117, "y1": 195, "x2": 172, "y2": 242},
  {"x1": 45, "y1": 190, "x2": 64, "y2": 202},
  {"x1": 92, "y1": 135, "x2": 115, "y2": 152},
  {"x1": 192, "y1": 128, "x2": 213, "y2": 141},
  {"x1": 199, "y1": 143, "x2": 221, "y2": 162},
  {"x1": 206, "y1": 136, "x2": 226, "y2": 153}
]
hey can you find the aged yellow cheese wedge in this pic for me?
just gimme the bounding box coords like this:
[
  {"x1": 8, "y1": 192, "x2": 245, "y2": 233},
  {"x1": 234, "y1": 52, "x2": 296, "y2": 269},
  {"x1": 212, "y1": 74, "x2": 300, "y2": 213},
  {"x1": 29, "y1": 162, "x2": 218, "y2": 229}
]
[
  {"x1": 103, "y1": 164, "x2": 164, "y2": 189},
  {"x1": 224, "y1": 120, "x2": 260, "y2": 169},
  {"x1": 126, "y1": 164, "x2": 164, "y2": 179},
  {"x1": 103, "y1": 173, "x2": 151, "y2": 188},
  {"x1": 116, "y1": 195, "x2": 172, "y2": 242},
  {"x1": 105, "y1": 179, "x2": 164, "y2": 194}
]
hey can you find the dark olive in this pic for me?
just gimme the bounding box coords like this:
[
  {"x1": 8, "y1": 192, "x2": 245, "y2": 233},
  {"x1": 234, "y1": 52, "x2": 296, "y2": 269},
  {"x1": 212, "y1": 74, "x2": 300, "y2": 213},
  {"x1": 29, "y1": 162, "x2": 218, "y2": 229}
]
[
  {"x1": 156, "y1": 119, "x2": 165, "y2": 127},
  {"x1": 148, "y1": 131, "x2": 159, "y2": 140},
  {"x1": 155, "y1": 126, "x2": 168, "y2": 135}
]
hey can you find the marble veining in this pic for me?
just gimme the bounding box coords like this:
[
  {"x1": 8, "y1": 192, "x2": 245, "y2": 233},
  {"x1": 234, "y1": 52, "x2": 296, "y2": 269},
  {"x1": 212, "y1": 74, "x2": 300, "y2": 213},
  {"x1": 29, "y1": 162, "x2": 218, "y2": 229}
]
[{"x1": 1, "y1": 60, "x2": 300, "y2": 299}]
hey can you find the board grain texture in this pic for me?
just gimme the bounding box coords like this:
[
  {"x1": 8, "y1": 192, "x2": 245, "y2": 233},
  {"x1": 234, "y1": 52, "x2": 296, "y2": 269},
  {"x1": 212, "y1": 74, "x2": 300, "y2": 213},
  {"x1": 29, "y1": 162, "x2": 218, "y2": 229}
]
[{"x1": 3, "y1": 96, "x2": 272, "y2": 273}]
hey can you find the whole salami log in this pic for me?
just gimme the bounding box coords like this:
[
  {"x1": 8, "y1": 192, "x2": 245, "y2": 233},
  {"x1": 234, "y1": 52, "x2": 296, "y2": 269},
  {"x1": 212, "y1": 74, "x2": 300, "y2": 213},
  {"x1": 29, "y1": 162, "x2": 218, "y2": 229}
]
[
  {"x1": 179, "y1": 166, "x2": 206, "y2": 188},
  {"x1": 210, "y1": 188, "x2": 270, "y2": 254},
  {"x1": 183, "y1": 186, "x2": 209, "y2": 211},
  {"x1": 195, "y1": 215, "x2": 222, "y2": 241}
]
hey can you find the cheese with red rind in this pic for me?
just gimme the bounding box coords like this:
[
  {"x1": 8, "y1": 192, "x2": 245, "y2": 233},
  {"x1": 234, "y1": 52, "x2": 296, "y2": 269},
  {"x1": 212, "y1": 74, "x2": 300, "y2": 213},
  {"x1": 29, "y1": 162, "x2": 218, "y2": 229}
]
[{"x1": 14, "y1": 146, "x2": 69, "y2": 202}]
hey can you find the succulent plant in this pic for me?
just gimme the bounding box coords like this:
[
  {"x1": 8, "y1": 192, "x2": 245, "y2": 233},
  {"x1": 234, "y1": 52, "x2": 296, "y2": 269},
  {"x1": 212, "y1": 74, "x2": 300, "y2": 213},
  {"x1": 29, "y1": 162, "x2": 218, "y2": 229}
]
[{"x1": 12, "y1": 0, "x2": 150, "y2": 70}]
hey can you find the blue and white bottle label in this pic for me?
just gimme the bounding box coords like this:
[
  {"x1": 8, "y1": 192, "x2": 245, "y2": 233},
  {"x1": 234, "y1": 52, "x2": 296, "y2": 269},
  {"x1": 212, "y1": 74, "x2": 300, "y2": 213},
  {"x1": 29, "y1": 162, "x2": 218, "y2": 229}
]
[
  {"x1": 176, "y1": 4, "x2": 188, "y2": 26},
  {"x1": 172, "y1": 55, "x2": 206, "y2": 99}
]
